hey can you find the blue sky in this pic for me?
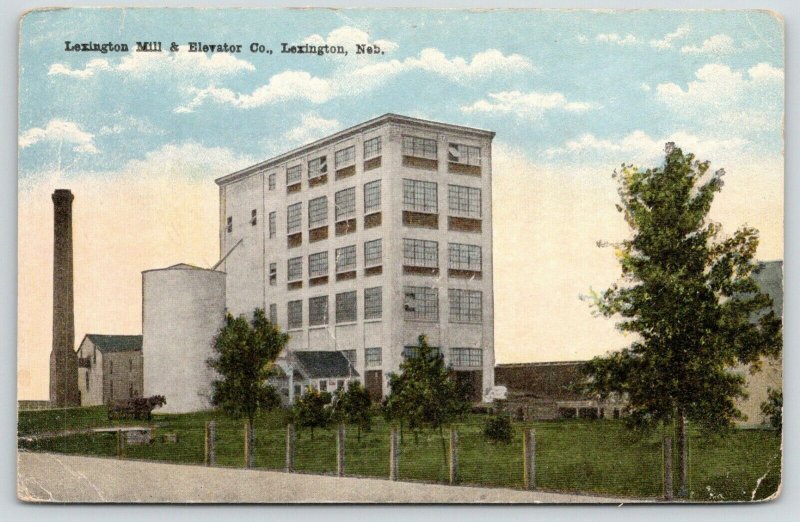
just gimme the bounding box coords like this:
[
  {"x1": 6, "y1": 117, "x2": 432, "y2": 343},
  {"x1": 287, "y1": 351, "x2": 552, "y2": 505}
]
[
  {"x1": 17, "y1": 8, "x2": 784, "y2": 397},
  {"x1": 19, "y1": 9, "x2": 783, "y2": 175}
]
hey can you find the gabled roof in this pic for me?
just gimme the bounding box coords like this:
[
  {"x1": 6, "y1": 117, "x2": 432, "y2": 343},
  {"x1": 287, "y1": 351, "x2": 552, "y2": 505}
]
[
  {"x1": 292, "y1": 351, "x2": 359, "y2": 379},
  {"x1": 82, "y1": 334, "x2": 143, "y2": 353}
]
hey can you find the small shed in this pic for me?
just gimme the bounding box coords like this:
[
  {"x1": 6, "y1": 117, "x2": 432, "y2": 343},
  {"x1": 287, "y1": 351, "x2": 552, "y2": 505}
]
[{"x1": 273, "y1": 351, "x2": 359, "y2": 405}]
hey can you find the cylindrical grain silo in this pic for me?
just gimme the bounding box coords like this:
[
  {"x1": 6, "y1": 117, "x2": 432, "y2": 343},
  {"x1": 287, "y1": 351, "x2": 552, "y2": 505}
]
[{"x1": 142, "y1": 263, "x2": 225, "y2": 413}]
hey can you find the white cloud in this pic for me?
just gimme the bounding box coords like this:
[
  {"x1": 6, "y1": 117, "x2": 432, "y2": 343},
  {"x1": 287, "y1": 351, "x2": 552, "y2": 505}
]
[
  {"x1": 680, "y1": 34, "x2": 735, "y2": 55},
  {"x1": 175, "y1": 71, "x2": 334, "y2": 113},
  {"x1": 596, "y1": 33, "x2": 637, "y2": 45},
  {"x1": 283, "y1": 113, "x2": 341, "y2": 144},
  {"x1": 650, "y1": 25, "x2": 690, "y2": 49},
  {"x1": 48, "y1": 46, "x2": 255, "y2": 79},
  {"x1": 302, "y1": 25, "x2": 399, "y2": 54},
  {"x1": 460, "y1": 90, "x2": 595, "y2": 120},
  {"x1": 176, "y1": 48, "x2": 533, "y2": 112},
  {"x1": 19, "y1": 119, "x2": 98, "y2": 153},
  {"x1": 544, "y1": 129, "x2": 749, "y2": 165},
  {"x1": 655, "y1": 62, "x2": 783, "y2": 116},
  {"x1": 98, "y1": 115, "x2": 165, "y2": 136}
]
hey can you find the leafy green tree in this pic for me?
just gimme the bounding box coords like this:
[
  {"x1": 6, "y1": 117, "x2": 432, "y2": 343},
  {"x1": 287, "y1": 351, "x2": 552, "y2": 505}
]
[
  {"x1": 761, "y1": 388, "x2": 782, "y2": 432},
  {"x1": 332, "y1": 381, "x2": 372, "y2": 441},
  {"x1": 207, "y1": 308, "x2": 288, "y2": 428},
  {"x1": 483, "y1": 413, "x2": 513, "y2": 444},
  {"x1": 383, "y1": 335, "x2": 470, "y2": 463},
  {"x1": 582, "y1": 144, "x2": 782, "y2": 498},
  {"x1": 293, "y1": 386, "x2": 332, "y2": 440}
]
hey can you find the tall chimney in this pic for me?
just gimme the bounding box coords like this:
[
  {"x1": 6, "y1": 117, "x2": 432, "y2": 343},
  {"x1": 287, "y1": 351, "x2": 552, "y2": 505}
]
[{"x1": 49, "y1": 189, "x2": 80, "y2": 407}]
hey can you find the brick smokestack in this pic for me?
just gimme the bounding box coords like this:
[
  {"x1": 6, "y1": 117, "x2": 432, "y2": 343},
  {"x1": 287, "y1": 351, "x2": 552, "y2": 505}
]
[{"x1": 50, "y1": 189, "x2": 80, "y2": 407}]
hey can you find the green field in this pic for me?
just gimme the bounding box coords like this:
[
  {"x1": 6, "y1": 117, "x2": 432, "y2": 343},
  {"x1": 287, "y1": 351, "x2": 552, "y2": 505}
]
[{"x1": 18, "y1": 407, "x2": 781, "y2": 501}]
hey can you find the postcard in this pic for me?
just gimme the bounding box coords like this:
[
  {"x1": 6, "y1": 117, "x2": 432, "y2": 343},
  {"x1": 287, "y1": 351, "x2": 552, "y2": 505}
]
[{"x1": 17, "y1": 7, "x2": 783, "y2": 503}]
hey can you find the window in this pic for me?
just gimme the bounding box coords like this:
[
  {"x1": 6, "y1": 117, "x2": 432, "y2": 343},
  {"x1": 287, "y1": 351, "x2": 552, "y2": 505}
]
[
  {"x1": 85, "y1": 372, "x2": 89, "y2": 390},
  {"x1": 309, "y1": 251, "x2": 328, "y2": 278},
  {"x1": 403, "y1": 239, "x2": 439, "y2": 268},
  {"x1": 308, "y1": 196, "x2": 328, "y2": 228},
  {"x1": 336, "y1": 291, "x2": 357, "y2": 323},
  {"x1": 335, "y1": 188, "x2": 356, "y2": 220},
  {"x1": 450, "y1": 347, "x2": 483, "y2": 367},
  {"x1": 364, "y1": 180, "x2": 381, "y2": 214},
  {"x1": 287, "y1": 202, "x2": 302, "y2": 233},
  {"x1": 268, "y1": 172, "x2": 276, "y2": 190},
  {"x1": 110, "y1": 361, "x2": 113, "y2": 375},
  {"x1": 129, "y1": 384, "x2": 134, "y2": 398},
  {"x1": 288, "y1": 300, "x2": 303, "y2": 329},
  {"x1": 287, "y1": 165, "x2": 302, "y2": 185},
  {"x1": 449, "y1": 243, "x2": 482, "y2": 271},
  {"x1": 364, "y1": 239, "x2": 382, "y2": 267},
  {"x1": 309, "y1": 296, "x2": 329, "y2": 326},
  {"x1": 335, "y1": 146, "x2": 355, "y2": 168},
  {"x1": 129, "y1": 358, "x2": 133, "y2": 371},
  {"x1": 364, "y1": 136, "x2": 382, "y2": 159},
  {"x1": 269, "y1": 262, "x2": 277, "y2": 286},
  {"x1": 269, "y1": 211, "x2": 276, "y2": 238},
  {"x1": 251, "y1": 209, "x2": 257, "y2": 226},
  {"x1": 110, "y1": 381, "x2": 113, "y2": 399},
  {"x1": 404, "y1": 286, "x2": 439, "y2": 321},
  {"x1": 269, "y1": 303, "x2": 277, "y2": 324},
  {"x1": 403, "y1": 345, "x2": 441, "y2": 359},
  {"x1": 449, "y1": 289, "x2": 482, "y2": 323},
  {"x1": 341, "y1": 349, "x2": 357, "y2": 365},
  {"x1": 448, "y1": 185, "x2": 481, "y2": 218},
  {"x1": 365, "y1": 347, "x2": 382, "y2": 367},
  {"x1": 364, "y1": 287, "x2": 382, "y2": 320},
  {"x1": 402, "y1": 135, "x2": 437, "y2": 159},
  {"x1": 226, "y1": 216, "x2": 232, "y2": 233},
  {"x1": 403, "y1": 179, "x2": 438, "y2": 213},
  {"x1": 448, "y1": 143, "x2": 481, "y2": 166},
  {"x1": 335, "y1": 245, "x2": 356, "y2": 273},
  {"x1": 308, "y1": 156, "x2": 328, "y2": 178},
  {"x1": 320, "y1": 380, "x2": 328, "y2": 392},
  {"x1": 288, "y1": 257, "x2": 303, "y2": 281}
]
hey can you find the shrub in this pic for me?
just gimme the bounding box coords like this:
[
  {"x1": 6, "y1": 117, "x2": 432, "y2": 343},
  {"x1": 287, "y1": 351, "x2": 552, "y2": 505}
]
[{"x1": 483, "y1": 414, "x2": 513, "y2": 444}]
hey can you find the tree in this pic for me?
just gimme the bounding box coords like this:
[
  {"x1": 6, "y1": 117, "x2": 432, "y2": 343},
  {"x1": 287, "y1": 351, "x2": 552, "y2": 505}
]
[
  {"x1": 760, "y1": 388, "x2": 782, "y2": 432},
  {"x1": 332, "y1": 381, "x2": 372, "y2": 441},
  {"x1": 383, "y1": 335, "x2": 470, "y2": 464},
  {"x1": 207, "y1": 309, "x2": 288, "y2": 463},
  {"x1": 293, "y1": 386, "x2": 332, "y2": 440},
  {"x1": 582, "y1": 144, "x2": 782, "y2": 498}
]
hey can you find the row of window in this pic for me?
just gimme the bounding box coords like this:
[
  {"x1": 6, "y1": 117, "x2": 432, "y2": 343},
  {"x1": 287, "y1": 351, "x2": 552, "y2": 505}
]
[
  {"x1": 285, "y1": 287, "x2": 383, "y2": 329},
  {"x1": 286, "y1": 181, "x2": 381, "y2": 234},
  {"x1": 400, "y1": 346, "x2": 484, "y2": 367},
  {"x1": 403, "y1": 240, "x2": 482, "y2": 271},
  {"x1": 275, "y1": 136, "x2": 382, "y2": 189},
  {"x1": 402, "y1": 135, "x2": 482, "y2": 167},
  {"x1": 282, "y1": 239, "x2": 383, "y2": 282},
  {"x1": 404, "y1": 287, "x2": 483, "y2": 323},
  {"x1": 403, "y1": 180, "x2": 482, "y2": 218},
  {"x1": 338, "y1": 346, "x2": 482, "y2": 369},
  {"x1": 227, "y1": 179, "x2": 481, "y2": 234}
]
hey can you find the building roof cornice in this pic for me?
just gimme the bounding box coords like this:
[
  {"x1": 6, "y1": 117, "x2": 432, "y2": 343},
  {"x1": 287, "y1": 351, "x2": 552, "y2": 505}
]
[{"x1": 215, "y1": 113, "x2": 495, "y2": 187}]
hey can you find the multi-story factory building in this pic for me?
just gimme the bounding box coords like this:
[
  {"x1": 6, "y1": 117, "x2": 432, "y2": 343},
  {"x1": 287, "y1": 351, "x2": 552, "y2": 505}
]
[{"x1": 215, "y1": 114, "x2": 495, "y2": 401}]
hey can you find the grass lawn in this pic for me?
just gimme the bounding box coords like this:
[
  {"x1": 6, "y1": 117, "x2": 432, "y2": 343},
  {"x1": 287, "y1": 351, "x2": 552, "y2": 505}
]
[{"x1": 18, "y1": 407, "x2": 781, "y2": 501}]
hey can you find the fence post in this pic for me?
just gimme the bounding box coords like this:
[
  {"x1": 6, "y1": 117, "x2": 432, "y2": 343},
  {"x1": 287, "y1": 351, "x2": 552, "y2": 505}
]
[
  {"x1": 244, "y1": 420, "x2": 254, "y2": 469},
  {"x1": 337, "y1": 423, "x2": 346, "y2": 477},
  {"x1": 286, "y1": 423, "x2": 295, "y2": 472},
  {"x1": 389, "y1": 427, "x2": 399, "y2": 481},
  {"x1": 205, "y1": 421, "x2": 216, "y2": 466},
  {"x1": 116, "y1": 429, "x2": 124, "y2": 459},
  {"x1": 449, "y1": 429, "x2": 458, "y2": 485},
  {"x1": 523, "y1": 429, "x2": 536, "y2": 490},
  {"x1": 663, "y1": 436, "x2": 674, "y2": 501}
]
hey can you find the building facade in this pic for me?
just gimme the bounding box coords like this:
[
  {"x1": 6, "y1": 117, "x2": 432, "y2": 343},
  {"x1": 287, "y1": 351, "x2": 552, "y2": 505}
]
[
  {"x1": 215, "y1": 114, "x2": 495, "y2": 401},
  {"x1": 76, "y1": 334, "x2": 143, "y2": 406}
]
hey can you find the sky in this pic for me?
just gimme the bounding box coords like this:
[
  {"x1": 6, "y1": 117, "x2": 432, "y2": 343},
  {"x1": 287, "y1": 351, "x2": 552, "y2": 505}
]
[{"x1": 18, "y1": 8, "x2": 784, "y2": 399}]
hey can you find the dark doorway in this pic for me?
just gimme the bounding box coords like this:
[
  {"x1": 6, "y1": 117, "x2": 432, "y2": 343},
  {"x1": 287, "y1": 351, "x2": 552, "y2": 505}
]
[
  {"x1": 453, "y1": 370, "x2": 483, "y2": 402},
  {"x1": 365, "y1": 370, "x2": 383, "y2": 402}
]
